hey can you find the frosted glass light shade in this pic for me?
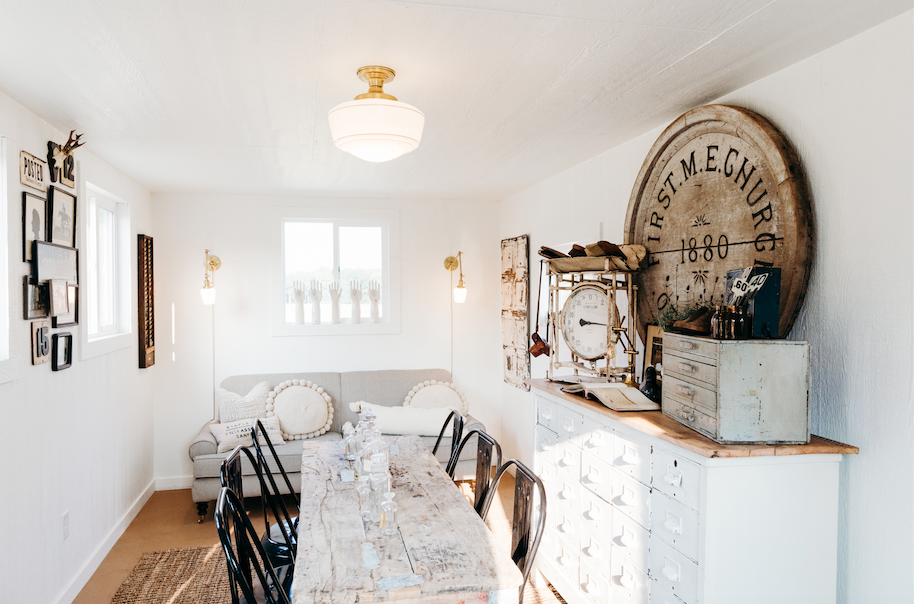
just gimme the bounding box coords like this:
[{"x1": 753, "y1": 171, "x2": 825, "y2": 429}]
[
  {"x1": 328, "y1": 99, "x2": 425, "y2": 162},
  {"x1": 200, "y1": 286, "x2": 216, "y2": 305},
  {"x1": 453, "y1": 285, "x2": 467, "y2": 304}
]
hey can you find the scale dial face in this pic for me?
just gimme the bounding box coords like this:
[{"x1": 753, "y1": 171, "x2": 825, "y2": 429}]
[
  {"x1": 560, "y1": 284, "x2": 610, "y2": 361},
  {"x1": 625, "y1": 105, "x2": 812, "y2": 339}
]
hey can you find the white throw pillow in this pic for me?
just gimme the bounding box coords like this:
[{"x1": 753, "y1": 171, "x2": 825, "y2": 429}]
[
  {"x1": 217, "y1": 381, "x2": 271, "y2": 423},
  {"x1": 209, "y1": 416, "x2": 286, "y2": 454},
  {"x1": 349, "y1": 402, "x2": 457, "y2": 437},
  {"x1": 403, "y1": 381, "x2": 469, "y2": 417},
  {"x1": 267, "y1": 380, "x2": 334, "y2": 440}
]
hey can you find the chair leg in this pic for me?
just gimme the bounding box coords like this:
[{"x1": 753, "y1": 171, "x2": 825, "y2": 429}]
[{"x1": 196, "y1": 501, "x2": 208, "y2": 523}]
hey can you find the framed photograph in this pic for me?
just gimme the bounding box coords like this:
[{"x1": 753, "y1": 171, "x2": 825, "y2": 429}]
[
  {"x1": 642, "y1": 324, "x2": 664, "y2": 382},
  {"x1": 20, "y1": 151, "x2": 47, "y2": 192},
  {"x1": 48, "y1": 186, "x2": 77, "y2": 247},
  {"x1": 49, "y1": 279, "x2": 69, "y2": 317},
  {"x1": 31, "y1": 320, "x2": 51, "y2": 365},
  {"x1": 52, "y1": 332, "x2": 73, "y2": 371},
  {"x1": 33, "y1": 240, "x2": 78, "y2": 283},
  {"x1": 23, "y1": 276, "x2": 49, "y2": 320},
  {"x1": 53, "y1": 283, "x2": 79, "y2": 328},
  {"x1": 22, "y1": 192, "x2": 47, "y2": 262}
]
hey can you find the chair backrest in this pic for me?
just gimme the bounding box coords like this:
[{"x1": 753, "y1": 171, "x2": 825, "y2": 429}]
[
  {"x1": 252, "y1": 421, "x2": 300, "y2": 520},
  {"x1": 215, "y1": 487, "x2": 292, "y2": 604},
  {"x1": 221, "y1": 446, "x2": 296, "y2": 564},
  {"x1": 480, "y1": 459, "x2": 547, "y2": 604},
  {"x1": 447, "y1": 429, "x2": 502, "y2": 515},
  {"x1": 432, "y1": 410, "x2": 464, "y2": 461}
]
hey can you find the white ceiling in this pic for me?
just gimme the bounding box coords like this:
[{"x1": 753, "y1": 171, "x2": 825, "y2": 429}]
[{"x1": 0, "y1": 0, "x2": 908, "y2": 200}]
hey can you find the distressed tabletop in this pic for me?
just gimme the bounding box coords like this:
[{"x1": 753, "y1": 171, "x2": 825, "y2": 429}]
[{"x1": 292, "y1": 435, "x2": 523, "y2": 604}]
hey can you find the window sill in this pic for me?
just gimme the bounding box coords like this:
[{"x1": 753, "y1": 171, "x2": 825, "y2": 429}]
[
  {"x1": 81, "y1": 331, "x2": 132, "y2": 360},
  {"x1": 272, "y1": 320, "x2": 401, "y2": 337}
]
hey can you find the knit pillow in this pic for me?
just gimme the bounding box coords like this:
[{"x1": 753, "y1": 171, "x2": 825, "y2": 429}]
[
  {"x1": 217, "y1": 381, "x2": 271, "y2": 423},
  {"x1": 267, "y1": 380, "x2": 334, "y2": 440},
  {"x1": 403, "y1": 381, "x2": 469, "y2": 417}
]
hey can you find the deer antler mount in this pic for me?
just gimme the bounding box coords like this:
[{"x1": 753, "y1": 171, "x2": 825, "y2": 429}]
[{"x1": 47, "y1": 130, "x2": 84, "y2": 188}]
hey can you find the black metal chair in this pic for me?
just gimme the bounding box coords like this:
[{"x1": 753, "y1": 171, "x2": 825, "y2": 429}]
[
  {"x1": 215, "y1": 487, "x2": 292, "y2": 604},
  {"x1": 480, "y1": 459, "x2": 547, "y2": 604},
  {"x1": 251, "y1": 421, "x2": 300, "y2": 557},
  {"x1": 221, "y1": 446, "x2": 296, "y2": 568},
  {"x1": 432, "y1": 409, "x2": 464, "y2": 468},
  {"x1": 446, "y1": 429, "x2": 503, "y2": 516}
]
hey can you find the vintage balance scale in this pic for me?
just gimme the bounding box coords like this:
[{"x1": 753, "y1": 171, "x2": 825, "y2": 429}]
[{"x1": 544, "y1": 255, "x2": 640, "y2": 385}]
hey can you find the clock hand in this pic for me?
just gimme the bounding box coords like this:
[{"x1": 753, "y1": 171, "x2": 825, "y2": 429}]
[{"x1": 579, "y1": 318, "x2": 607, "y2": 327}]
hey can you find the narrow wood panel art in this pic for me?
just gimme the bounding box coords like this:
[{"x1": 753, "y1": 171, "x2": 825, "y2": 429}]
[
  {"x1": 137, "y1": 235, "x2": 155, "y2": 368},
  {"x1": 501, "y1": 235, "x2": 530, "y2": 391}
]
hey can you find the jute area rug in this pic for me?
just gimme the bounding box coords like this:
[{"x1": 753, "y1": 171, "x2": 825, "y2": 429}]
[{"x1": 111, "y1": 544, "x2": 231, "y2": 604}]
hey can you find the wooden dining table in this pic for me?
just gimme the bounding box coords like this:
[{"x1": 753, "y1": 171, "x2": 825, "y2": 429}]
[{"x1": 291, "y1": 435, "x2": 523, "y2": 604}]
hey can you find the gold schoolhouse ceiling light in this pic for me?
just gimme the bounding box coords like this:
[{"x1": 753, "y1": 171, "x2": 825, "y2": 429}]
[{"x1": 328, "y1": 66, "x2": 425, "y2": 163}]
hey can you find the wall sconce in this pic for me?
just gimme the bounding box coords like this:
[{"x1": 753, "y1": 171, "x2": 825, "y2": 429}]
[
  {"x1": 444, "y1": 252, "x2": 467, "y2": 303},
  {"x1": 200, "y1": 249, "x2": 221, "y2": 305}
]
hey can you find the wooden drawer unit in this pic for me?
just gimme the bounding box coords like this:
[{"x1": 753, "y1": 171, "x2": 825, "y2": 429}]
[
  {"x1": 661, "y1": 333, "x2": 811, "y2": 445},
  {"x1": 530, "y1": 383, "x2": 856, "y2": 604}
]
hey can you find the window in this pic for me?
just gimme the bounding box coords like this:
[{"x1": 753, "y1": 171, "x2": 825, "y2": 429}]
[
  {"x1": 82, "y1": 183, "x2": 131, "y2": 355},
  {"x1": 272, "y1": 207, "x2": 400, "y2": 336}
]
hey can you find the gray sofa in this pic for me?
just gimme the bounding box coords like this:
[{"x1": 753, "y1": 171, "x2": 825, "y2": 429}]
[{"x1": 188, "y1": 368, "x2": 483, "y2": 520}]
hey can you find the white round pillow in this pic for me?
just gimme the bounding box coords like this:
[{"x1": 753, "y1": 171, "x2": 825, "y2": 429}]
[
  {"x1": 403, "y1": 381, "x2": 469, "y2": 417},
  {"x1": 265, "y1": 380, "x2": 334, "y2": 440}
]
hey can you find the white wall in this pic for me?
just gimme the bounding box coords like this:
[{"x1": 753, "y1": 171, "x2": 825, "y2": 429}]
[
  {"x1": 151, "y1": 193, "x2": 502, "y2": 484},
  {"x1": 0, "y1": 92, "x2": 155, "y2": 604},
  {"x1": 498, "y1": 12, "x2": 913, "y2": 604}
]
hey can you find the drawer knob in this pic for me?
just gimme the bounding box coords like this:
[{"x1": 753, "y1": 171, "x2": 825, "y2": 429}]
[
  {"x1": 561, "y1": 487, "x2": 575, "y2": 500},
  {"x1": 677, "y1": 384, "x2": 695, "y2": 397},
  {"x1": 541, "y1": 441, "x2": 553, "y2": 451},
  {"x1": 559, "y1": 552, "x2": 572, "y2": 567},
  {"x1": 664, "y1": 466, "x2": 683, "y2": 487},
  {"x1": 677, "y1": 341, "x2": 695, "y2": 350},
  {"x1": 563, "y1": 419, "x2": 574, "y2": 432},
  {"x1": 662, "y1": 558, "x2": 681, "y2": 583},
  {"x1": 586, "y1": 470, "x2": 601, "y2": 484},
  {"x1": 582, "y1": 578, "x2": 597, "y2": 594},
  {"x1": 678, "y1": 407, "x2": 696, "y2": 423},
  {"x1": 621, "y1": 445, "x2": 638, "y2": 465},
  {"x1": 619, "y1": 568, "x2": 635, "y2": 589},
  {"x1": 585, "y1": 541, "x2": 601, "y2": 558},
  {"x1": 619, "y1": 491, "x2": 636, "y2": 507},
  {"x1": 678, "y1": 362, "x2": 697, "y2": 373},
  {"x1": 586, "y1": 505, "x2": 602, "y2": 521},
  {"x1": 619, "y1": 529, "x2": 634, "y2": 547},
  {"x1": 664, "y1": 513, "x2": 682, "y2": 535},
  {"x1": 559, "y1": 519, "x2": 574, "y2": 535}
]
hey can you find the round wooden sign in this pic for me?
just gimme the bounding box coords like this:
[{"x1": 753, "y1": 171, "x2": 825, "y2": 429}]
[{"x1": 624, "y1": 105, "x2": 812, "y2": 340}]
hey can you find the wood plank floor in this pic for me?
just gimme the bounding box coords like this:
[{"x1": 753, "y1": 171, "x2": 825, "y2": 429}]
[{"x1": 73, "y1": 475, "x2": 531, "y2": 603}]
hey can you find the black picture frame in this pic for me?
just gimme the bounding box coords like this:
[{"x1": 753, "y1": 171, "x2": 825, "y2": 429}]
[
  {"x1": 53, "y1": 283, "x2": 79, "y2": 328},
  {"x1": 23, "y1": 276, "x2": 49, "y2": 320},
  {"x1": 33, "y1": 240, "x2": 78, "y2": 283},
  {"x1": 52, "y1": 332, "x2": 72, "y2": 371},
  {"x1": 48, "y1": 186, "x2": 77, "y2": 248},
  {"x1": 22, "y1": 191, "x2": 47, "y2": 262}
]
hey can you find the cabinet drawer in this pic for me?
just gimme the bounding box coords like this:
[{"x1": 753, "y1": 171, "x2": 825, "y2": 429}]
[
  {"x1": 663, "y1": 333, "x2": 718, "y2": 361},
  {"x1": 613, "y1": 469, "x2": 651, "y2": 529},
  {"x1": 535, "y1": 425, "x2": 558, "y2": 464},
  {"x1": 579, "y1": 529, "x2": 612, "y2": 570},
  {"x1": 536, "y1": 396, "x2": 558, "y2": 432},
  {"x1": 581, "y1": 417, "x2": 613, "y2": 461},
  {"x1": 555, "y1": 472, "x2": 581, "y2": 512},
  {"x1": 580, "y1": 451, "x2": 613, "y2": 502},
  {"x1": 662, "y1": 396, "x2": 718, "y2": 441},
  {"x1": 556, "y1": 440, "x2": 581, "y2": 479},
  {"x1": 553, "y1": 538, "x2": 580, "y2": 584},
  {"x1": 664, "y1": 352, "x2": 717, "y2": 387},
  {"x1": 610, "y1": 550, "x2": 650, "y2": 604},
  {"x1": 650, "y1": 491, "x2": 699, "y2": 562},
  {"x1": 555, "y1": 404, "x2": 584, "y2": 444},
  {"x1": 555, "y1": 502, "x2": 582, "y2": 543},
  {"x1": 649, "y1": 579, "x2": 683, "y2": 604},
  {"x1": 580, "y1": 486, "x2": 612, "y2": 535},
  {"x1": 664, "y1": 374, "x2": 717, "y2": 415},
  {"x1": 579, "y1": 557, "x2": 612, "y2": 604},
  {"x1": 613, "y1": 431, "x2": 652, "y2": 486},
  {"x1": 537, "y1": 505, "x2": 556, "y2": 568},
  {"x1": 649, "y1": 536, "x2": 699, "y2": 604},
  {"x1": 610, "y1": 505, "x2": 650, "y2": 573},
  {"x1": 652, "y1": 446, "x2": 701, "y2": 511}
]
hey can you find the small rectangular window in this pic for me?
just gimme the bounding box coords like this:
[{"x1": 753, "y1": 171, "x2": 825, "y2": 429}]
[{"x1": 84, "y1": 184, "x2": 130, "y2": 347}]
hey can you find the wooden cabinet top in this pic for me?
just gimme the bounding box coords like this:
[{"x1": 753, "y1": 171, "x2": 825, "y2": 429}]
[{"x1": 528, "y1": 379, "x2": 858, "y2": 459}]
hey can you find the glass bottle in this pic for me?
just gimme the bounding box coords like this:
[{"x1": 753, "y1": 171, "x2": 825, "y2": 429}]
[
  {"x1": 355, "y1": 411, "x2": 377, "y2": 453},
  {"x1": 734, "y1": 305, "x2": 749, "y2": 339},
  {"x1": 379, "y1": 492, "x2": 398, "y2": 536},
  {"x1": 369, "y1": 473, "x2": 387, "y2": 523},
  {"x1": 364, "y1": 428, "x2": 389, "y2": 467},
  {"x1": 355, "y1": 476, "x2": 372, "y2": 520},
  {"x1": 369, "y1": 453, "x2": 392, "y2": 492},
  {"x1": 343, "y1": 427, "x2": 358, "y2": 461},
  {"x1": 710, "y1": 305, "x2": 722, "y2": 339}
]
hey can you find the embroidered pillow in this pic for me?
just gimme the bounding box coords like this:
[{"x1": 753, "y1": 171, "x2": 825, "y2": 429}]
[
  {"x1": 267, "y1": 380, "x2": 334, "y2": 440},
  {"x1": 349, "y1": 402, "x2": 457, "y2": 437},
  {"x1": 217, "y1": 381, "x2": 271, "y2": 423},
  {"x1": 403, "y1": 381, "x2": 469, "y2": 417},
  {"x1": 209, "y1": 416, "x2": 286, "y2": 454}
]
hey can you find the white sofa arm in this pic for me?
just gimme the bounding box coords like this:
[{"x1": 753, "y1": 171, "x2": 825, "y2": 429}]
[{"x1": 189, "y1": 421, "x2": 218, "y2": 460}]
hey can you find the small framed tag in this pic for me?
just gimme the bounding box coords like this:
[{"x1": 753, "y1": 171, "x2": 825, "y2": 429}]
[
  {"x1": 340, "y1": 469, "x2": 355, "y2": 483},
  {"x1": 389, "y1": 444, "x2": 400, "y2": 455}
]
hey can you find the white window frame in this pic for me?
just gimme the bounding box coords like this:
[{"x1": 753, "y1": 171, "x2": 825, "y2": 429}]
[
  {"x1": 0, "y1": 136, "x2": 17, "y2": 384},
  {"x1": 271, "y1": 206, "x2": 400, "y2": 336},
  {"x1": 80, "y1": 180, "x2": 132, "y2": 359}
]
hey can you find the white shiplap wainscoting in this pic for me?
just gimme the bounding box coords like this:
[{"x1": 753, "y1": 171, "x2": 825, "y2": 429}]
[{"x1": 529, "y1": 381, "x2": 857, "y2": 604}]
